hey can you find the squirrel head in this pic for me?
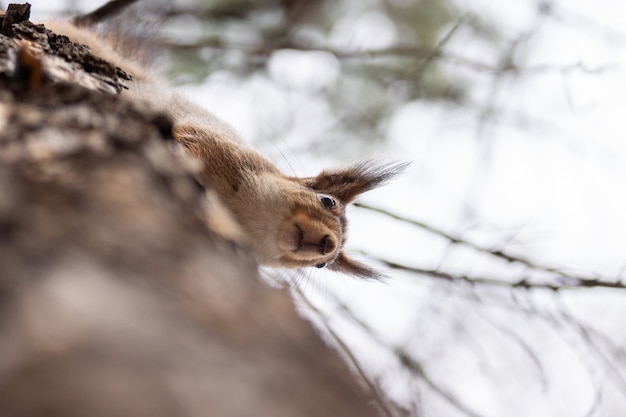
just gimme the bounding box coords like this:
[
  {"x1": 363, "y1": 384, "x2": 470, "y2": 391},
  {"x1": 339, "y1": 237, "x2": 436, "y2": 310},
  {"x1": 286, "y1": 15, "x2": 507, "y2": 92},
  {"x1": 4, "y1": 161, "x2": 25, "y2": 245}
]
[
  {"x1": 230, "y1": 161, "x2": 407, "y2": 279},
  {"x1": 175, "y1": 124, "x2": 407, "y2": 279}
]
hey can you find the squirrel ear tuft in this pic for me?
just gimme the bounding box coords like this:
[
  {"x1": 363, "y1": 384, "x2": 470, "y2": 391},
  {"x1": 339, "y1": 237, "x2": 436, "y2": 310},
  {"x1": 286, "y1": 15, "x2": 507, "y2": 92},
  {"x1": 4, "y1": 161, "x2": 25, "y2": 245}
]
[
  {"x1": 303, "y1": 161, "x2": 409, "y2": 204},
  {"x1": 328, "y1": 251, "x2": 385, "y2": 280}
]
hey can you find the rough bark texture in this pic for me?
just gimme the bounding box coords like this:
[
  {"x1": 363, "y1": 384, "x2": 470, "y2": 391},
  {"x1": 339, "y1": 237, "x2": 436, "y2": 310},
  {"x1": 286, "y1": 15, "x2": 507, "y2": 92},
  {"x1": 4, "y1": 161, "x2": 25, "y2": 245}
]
[{"x1": 0, "y1": 5, "x2": 379, "y2": 416}]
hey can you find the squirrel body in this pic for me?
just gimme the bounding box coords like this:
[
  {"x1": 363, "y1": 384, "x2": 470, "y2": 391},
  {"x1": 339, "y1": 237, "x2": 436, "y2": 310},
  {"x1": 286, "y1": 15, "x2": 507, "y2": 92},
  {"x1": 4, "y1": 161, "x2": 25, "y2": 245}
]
[{"x1": 43, "y1": 19, "x2": 405, "y2": 277}]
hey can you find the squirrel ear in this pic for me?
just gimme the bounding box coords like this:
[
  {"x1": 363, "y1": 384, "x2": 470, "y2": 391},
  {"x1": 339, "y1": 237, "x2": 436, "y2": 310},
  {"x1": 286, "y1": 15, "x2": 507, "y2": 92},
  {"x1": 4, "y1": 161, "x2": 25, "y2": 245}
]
[
  {"x1": 303, "y1": 161, "x2": 408, "y2": 204},
  {"x1": 328, "y1": 251, "x2": 385, "y2": 280}
]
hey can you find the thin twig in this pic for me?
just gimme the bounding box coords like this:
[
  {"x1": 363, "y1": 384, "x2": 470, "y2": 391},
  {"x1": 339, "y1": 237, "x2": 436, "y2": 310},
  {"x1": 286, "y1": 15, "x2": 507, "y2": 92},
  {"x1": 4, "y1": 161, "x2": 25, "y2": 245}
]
[
  {"x1": 163, "y1": 37, "x2": 611, "y2": 76},
  {"x1": 369, "y1": 254, "x2": 626, "y2": 291},
  {"x1": 415, "y1": 15, "x2": 469, "y2": 79},
  {"x1": 395, "y1": 350, "x2": 484, "y2": 417},
  {"x1": 355, "y1": 202, "x2": 624, "y2": 289},
  {"x1": 556, "y1": 306, "x2": 626, "y2": 393},
  {"x1": 291, "y1": 284, "x2": 399, "y2": 417},
  {"x1": 307, "y1": 279, "x2": 486, "y2": 417}
]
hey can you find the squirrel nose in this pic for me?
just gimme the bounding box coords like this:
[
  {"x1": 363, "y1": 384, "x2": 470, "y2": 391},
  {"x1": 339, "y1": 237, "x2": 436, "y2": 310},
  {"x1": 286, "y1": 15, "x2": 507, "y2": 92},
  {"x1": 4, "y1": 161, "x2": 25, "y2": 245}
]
[{"x1": 320, "y1": 235, "x2": 337, "y2": 255}]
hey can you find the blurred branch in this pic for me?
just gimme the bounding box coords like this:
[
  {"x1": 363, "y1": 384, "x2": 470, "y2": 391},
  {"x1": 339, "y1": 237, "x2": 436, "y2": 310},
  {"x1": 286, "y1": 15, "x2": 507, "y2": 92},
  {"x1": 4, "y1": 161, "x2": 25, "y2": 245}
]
[
  {"x1": 155, "y1": 1, "x2": 287, "y2": 20},
  {"x1": 394, "y1": 350, "x2": 484, "y2": 417},
  {"x1": 556, "y1": 306, "x2": 626, "y2": 392},
  {"x1": 301, "y1": 279, "x2": 486, "y2": 417},
  {"x1": 163, "y1": 37, "x2": 493, "y2": 71},
  {"x1": 291, "y1": 284, "x2": 401, "y2": 417},
  {"x1": 163, "y1": 37, "x2": 611, "y2": 76},
  {"x1": 369, "y1": 253, "x2": 626, "y2": 291},
  {"x1": 72, "y1": 0, "x2": 138, "y2": 26},
  {"x1": 470, "y1": 303, "x2": 549, "y2": 392},
  {"x1": 415, "y1": 15, "x2": 469, "y2": 80},
  {"x1": 467, "y1": 286, "x2": 626, "y2": 395},
  {"x1": 355, "y1": 203, "x2": 626, "y2": 290}
]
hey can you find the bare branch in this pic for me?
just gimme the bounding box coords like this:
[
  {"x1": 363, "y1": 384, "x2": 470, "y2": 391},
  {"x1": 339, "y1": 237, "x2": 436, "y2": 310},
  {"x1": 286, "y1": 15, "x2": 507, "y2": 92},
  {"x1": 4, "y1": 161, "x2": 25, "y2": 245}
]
[
  {"x1": 304, "y1": 279, "x2": 487, "y2": 417},
  {"x1": 291, "y1": 284, "x2": 401, "y2": 417},
  {"x1": 355, "y1": 203, "x2": 625, "y2": 289},
  {"x1": 395, "y1": 350, "x2": 484, "y2": 417},
  {"x1": 163, "y1": 36, "x2": 611, "y2": 77},
  {"x1": 556, "y1": 306, "x2": 626, "y2": 393},
  {"x1": 415, "y1": 15, "x2": 470, "y2": 78},
  {"x1": 368, "y1": 254, "x2": 626, "y2": 291},
  {"x1": 471, "y1": 303, "x2": 549, "y2": 392}
]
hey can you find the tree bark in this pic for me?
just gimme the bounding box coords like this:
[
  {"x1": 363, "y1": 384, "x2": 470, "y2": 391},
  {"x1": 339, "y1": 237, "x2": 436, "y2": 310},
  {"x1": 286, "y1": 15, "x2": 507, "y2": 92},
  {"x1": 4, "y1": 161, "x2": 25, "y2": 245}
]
[{"x1": 0, "y1": 5, "x2": 379, "y2": 416}]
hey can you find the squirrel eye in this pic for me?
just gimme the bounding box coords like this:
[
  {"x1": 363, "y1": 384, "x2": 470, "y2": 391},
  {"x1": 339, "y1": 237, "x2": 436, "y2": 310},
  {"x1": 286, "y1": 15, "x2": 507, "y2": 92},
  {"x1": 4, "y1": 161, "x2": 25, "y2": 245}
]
[
  {"x1": 315, "y1": 262, "x2": 328, "y2": 269},
  {"x1": 319, "y1": 196, "x2": 336, "y2": 210}
]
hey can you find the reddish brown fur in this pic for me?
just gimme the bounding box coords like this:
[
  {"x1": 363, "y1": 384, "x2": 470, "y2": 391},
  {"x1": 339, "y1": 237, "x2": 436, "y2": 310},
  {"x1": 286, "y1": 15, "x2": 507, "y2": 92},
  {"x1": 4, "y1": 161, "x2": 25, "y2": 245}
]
[{"x1": 45, "y1": 20, "x2": 407, "y2": 278}]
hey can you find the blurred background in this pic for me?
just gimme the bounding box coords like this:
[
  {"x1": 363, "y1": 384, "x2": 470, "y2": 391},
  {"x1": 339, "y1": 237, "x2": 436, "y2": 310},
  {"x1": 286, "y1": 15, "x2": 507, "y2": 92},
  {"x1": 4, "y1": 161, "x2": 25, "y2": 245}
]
[{"x1": 26, "y1": 0, "x2": 626, "y2": 416}]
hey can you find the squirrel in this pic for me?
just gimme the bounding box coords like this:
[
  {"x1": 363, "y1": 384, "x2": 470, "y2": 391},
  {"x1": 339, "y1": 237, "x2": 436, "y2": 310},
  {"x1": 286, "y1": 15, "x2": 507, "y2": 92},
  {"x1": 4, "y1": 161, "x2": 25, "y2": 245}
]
[{"x1": 42, "y1": 15, "x2": 406, "y2": 279}]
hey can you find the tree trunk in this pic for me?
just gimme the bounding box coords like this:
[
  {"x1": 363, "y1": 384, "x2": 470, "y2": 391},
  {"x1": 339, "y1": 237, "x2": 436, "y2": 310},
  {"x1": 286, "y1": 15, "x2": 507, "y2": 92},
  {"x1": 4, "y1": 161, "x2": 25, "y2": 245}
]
[{"x1": 0, "y1": 5, "x2": 379, "y2": 416}]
